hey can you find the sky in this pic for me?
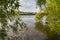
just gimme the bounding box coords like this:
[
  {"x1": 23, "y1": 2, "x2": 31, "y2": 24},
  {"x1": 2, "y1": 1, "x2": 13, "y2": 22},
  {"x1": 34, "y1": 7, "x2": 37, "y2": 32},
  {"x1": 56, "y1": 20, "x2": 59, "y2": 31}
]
[{"x1": 19, "y1": 0, "x2": 39, "y2": 12}]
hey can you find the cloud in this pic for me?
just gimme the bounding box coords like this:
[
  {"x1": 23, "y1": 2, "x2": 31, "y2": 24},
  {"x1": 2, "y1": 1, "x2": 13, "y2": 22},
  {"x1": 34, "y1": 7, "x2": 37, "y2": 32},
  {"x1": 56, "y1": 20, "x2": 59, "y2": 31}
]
[{"x1": 19, "y1": 0, "x2": 39, "y2": 12}]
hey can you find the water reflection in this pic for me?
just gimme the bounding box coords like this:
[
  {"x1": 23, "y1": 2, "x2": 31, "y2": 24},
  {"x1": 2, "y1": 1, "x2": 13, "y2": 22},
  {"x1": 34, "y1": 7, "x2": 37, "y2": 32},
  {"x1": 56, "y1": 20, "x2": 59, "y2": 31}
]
[
  {"x1": 21, "y1": 15, "x2": 60, "y2": 40},
  {"x1": 20, "y1": 15, "x2": 46, "y2": 40},
  {"x1": 35, "y1": 17, "x2": 60, "y2": 40}
]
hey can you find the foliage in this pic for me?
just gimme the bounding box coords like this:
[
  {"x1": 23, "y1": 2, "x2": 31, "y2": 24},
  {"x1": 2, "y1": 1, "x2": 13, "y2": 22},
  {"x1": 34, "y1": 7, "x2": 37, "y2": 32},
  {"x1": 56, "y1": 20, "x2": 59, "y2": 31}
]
[
  {"x1": 0, "y1": 0, "x2": 26, "y2": 40},
  {"x1": 36, "y1": 0, "x2": 46, "y2": 9},
  {"x1": 36, "y1": 0, "x2": 46, "y2": 6},
  {"x1": 46, "y1": 0, "x2": 60, "y2": 33},
  {"x1": 35, "y1": 11, "x2": 47, "y2": 21},
  {"x1": 36, "y1": 0, "x2": 60, "y2": 40}
]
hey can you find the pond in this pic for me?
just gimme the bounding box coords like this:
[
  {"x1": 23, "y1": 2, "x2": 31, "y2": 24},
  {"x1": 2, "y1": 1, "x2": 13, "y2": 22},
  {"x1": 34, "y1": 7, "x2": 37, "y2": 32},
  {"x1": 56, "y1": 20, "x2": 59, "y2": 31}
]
[{"x1": 20, "y1": 15, "x2": 47, "y2": 40}]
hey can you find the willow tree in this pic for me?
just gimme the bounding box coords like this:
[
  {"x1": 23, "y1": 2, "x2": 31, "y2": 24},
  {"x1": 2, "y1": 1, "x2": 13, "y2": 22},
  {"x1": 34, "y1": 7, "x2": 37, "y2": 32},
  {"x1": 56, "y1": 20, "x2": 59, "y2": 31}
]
[
  {"x1": 35, "y1": 0, "x2": 60, "y2": 40},
  {"x1": 0, "y1": 0, "x2": 26, "y2": 40}
]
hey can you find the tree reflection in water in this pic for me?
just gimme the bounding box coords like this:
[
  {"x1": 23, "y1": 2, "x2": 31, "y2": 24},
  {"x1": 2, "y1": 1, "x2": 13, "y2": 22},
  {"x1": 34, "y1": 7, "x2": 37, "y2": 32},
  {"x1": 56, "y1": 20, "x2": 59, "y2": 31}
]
[{"x1": 35, "y1": 21, "x2": 60, "y2": 40}]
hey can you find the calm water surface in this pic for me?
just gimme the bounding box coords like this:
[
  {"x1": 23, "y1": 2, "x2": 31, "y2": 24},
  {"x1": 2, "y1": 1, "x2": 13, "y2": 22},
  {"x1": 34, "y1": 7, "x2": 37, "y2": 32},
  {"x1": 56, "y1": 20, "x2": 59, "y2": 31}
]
[
  {"x1": 21, "y1": 15, "x2": 35, "y2": 28},
  {"x1": 20, "y1": 15, "x2": 46, "y2": 40}
]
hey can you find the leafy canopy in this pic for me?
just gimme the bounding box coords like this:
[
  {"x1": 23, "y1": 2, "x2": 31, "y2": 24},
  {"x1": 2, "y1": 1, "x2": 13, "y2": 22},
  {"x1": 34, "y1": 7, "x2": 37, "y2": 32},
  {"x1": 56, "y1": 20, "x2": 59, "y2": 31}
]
[
  {"x1": 35, "y1": 0, "x2": 60, "y2": 40},
  {"x1": 0, "y1": 0, "x2": 26, "y2": 40}
]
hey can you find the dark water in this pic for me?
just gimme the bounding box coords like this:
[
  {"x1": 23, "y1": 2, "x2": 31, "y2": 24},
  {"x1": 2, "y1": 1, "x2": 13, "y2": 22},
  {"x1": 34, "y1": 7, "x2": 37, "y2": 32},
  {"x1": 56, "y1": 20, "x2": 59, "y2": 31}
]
[{"x1": 20, "y1": 15, "x2": 47, "y2": 40}]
